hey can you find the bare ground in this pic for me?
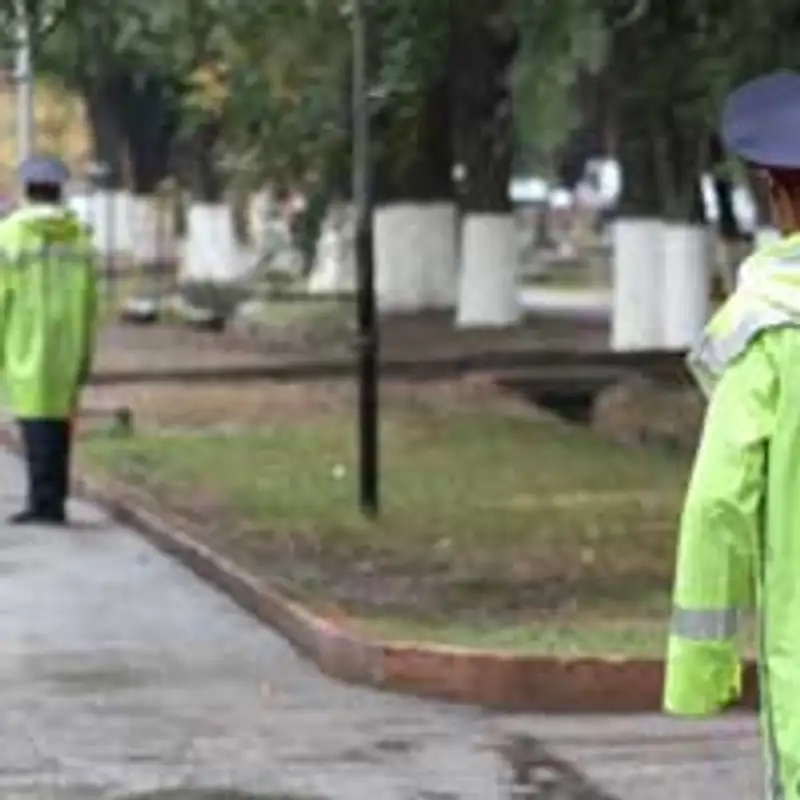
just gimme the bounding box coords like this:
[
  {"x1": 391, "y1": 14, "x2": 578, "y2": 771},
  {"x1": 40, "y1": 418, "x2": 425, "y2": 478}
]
[
  {"x1": 84, "y1": 373, "x2": 549, "y2": 431},
  {"x1": 94, "y1": 305, "x2": 609, "y2": 375}
]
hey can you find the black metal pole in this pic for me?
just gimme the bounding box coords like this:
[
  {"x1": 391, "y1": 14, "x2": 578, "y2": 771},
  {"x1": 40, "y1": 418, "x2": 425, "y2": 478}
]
[{"x1": 352, "y1": 0, "x2": 379, "y2": 515}]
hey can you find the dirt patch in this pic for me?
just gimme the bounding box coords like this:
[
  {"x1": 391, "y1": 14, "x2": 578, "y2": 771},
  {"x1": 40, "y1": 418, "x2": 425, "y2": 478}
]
[
  {"x1": 592, "y1": 375, "x2": 704, "y2": 451},
  {"x1": 94, "y1": 304, "x2": 609, "y2": 376},
  {"x1": 84, "y1": 374, "x2": 550, "y2": 431}
]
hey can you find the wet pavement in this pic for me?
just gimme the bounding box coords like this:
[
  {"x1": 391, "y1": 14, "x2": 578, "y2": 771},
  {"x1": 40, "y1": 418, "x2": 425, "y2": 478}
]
[{"x1": 0, "y1": 448, "x2": 764, "y2": 798}]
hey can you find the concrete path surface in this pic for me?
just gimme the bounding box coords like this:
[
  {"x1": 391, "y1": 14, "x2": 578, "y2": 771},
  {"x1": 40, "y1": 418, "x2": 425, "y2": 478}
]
[
  {"x1": 518, "y1": 287, "x2": 611, "y2": 319},
  {"x1": 0, "y1": 448, "x2": 763, "y2": 799}
]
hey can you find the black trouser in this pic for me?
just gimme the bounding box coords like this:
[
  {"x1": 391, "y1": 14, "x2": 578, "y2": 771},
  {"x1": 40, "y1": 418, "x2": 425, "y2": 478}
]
[{"x1": 18, "y1": 419, "x2": 71, "y2": 518}]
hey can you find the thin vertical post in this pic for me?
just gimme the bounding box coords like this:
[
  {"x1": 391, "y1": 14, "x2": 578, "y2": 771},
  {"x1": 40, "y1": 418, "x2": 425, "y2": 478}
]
[{"x1": 351, "y1": 0, "x2": 379, "y2": 515}]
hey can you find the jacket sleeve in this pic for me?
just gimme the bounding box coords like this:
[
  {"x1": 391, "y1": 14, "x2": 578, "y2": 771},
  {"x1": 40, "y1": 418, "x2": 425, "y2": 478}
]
[
  {"x1": 0, "y1": 220, "x2": 18, "y2": 381},
  {"x1": 664, "y1": 336, "x2": 777, "y2": 716},
  {"x1": 75, "y1": 227, "x2": 99, "y2": 386},
  {"x1": 80, "y1": 253, "x2": 99, "y2": 383}
]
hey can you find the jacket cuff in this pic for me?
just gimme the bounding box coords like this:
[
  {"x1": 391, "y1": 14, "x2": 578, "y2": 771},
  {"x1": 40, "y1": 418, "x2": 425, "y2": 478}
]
[{"x1": 662, "y1": 637, "x2": 741, "y2": 716}]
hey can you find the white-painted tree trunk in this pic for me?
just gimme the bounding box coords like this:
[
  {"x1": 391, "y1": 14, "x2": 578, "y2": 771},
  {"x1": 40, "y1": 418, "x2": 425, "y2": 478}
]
[
  {"x1": 246, "y1": 189, "x2": 303, "y2": 281},
  {"x1": 66, "y1": 190, "x2": 95, "y2": 241},
  {"x1": 373, "y1": 202, "x2": 458, "y2": 310},
  {"x1": 456, "y1": 213, "x2": 520, "y2": 327},
  {"x1": 180, "y1": 203, "x2": 255, "y2": 283},
  {"x1": 105, "y1": 190, "x2": 135, "y2": 257},
  {"x1": 247, "y1": 188, "x2": 277, "y2": 253},
  {"x1": 68, "y1": 189, "x2": 135, "y2": 259},
  {"x1": 661, "y1": 223, "x2": 710, "y2": 349},
  {"x1": 129, "y1": 194, "x2": 176, "y2": 265},
  {"x1": 611, "y1": 218, "x2": 664, "y2": 351},
  {"x1": 307, "y1": 201, "x2": 357, "y2": 294}
]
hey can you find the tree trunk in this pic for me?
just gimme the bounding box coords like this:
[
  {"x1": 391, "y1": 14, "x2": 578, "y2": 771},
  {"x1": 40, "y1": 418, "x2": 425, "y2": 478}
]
[
  {"x1": 307, "y1": 59, "x2": 359, "y2": 295},
  {"x1": 82, "y1": 76, "x2": 126, "y2": 188},
  {"x1": 451, "y1": 0, "x2": 516, "y2": 213},
  {"x1": 73, "y1": 73, "x2": 131, "y2": 264},
  {"x1": 179, "y1": 119, "x2": 248, "y2": 283},
  {"x1": 656, "y1": 117, "x2": 708, "y2": 224},
  {"x1": 116, "y1": 74, "x2": 181, "y2": 195},
  {"x1": 373, "y1": 75, "x2": 453, "y2": 205},
  {"x1": 452, "y1": 0, "x2": 520, "y2": 327},
  {"x1": 615, "y1": 124, "x2": 661, "y2": 218},
  {"x1": 555, "y1": 69, "x2": 610, "y2": 190},
  {"x1": 609, "y1": 126, "x2": 662, "y2": 350},
  {"x1": 111, "y1": 73, "x2": 182, "y2": 268},
  {"x1": 709, "y1": 135, "x2": 742, "y2": 241},
  {"x1": 607, "y1": 4, "x2": 712, "y2": 350},
  {"x1": 371, "y1": 64, "x2": 458, "y2": 310},
  {"x1": 183, "y1": 121, "x2": 225, "y2": 203},
  {"x1": 660, "y1": 118, "x2": 711, "y2": 351}
]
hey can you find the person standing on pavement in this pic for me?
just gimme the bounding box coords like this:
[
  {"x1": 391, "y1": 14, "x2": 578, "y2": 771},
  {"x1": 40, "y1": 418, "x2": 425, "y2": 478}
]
[
  {"x1": 663, "y1": 71, "x2": 800, "y2": 799},
  {"x1": 0, "y1": 155, "x2": 98, "y2": 525}
]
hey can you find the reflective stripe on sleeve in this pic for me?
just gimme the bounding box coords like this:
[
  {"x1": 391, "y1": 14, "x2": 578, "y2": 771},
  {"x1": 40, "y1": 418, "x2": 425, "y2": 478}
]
[
  {"x1": 687, "y1": 252, "x2": 800, "y2": 395},
  {"x1": 670, "y1": 606, "x2": 740, "y2": 640},
  {"x1": 688, "y1": 306, "x2": 793, "y2": 395}
]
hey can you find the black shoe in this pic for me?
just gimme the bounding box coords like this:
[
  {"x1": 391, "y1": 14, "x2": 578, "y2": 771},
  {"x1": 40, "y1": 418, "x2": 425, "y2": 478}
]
[{"x1": 8, "y1": 510, "x2": 67, "y2": 526}]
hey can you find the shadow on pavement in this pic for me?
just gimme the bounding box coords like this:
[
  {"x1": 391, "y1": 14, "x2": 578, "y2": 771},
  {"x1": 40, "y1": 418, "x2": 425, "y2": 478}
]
[
  {"x1": 119, "y1": 792, "x2": 326, "y2": 799},
  {"x1": 498, "y1": 735, "x2": 617, "y2": 799}
]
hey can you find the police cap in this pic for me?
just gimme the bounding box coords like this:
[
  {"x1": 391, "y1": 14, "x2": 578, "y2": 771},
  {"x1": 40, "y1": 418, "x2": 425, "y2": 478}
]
[
  {"x1": 18, "y1": 155, "x2": 69, "y2": 187},
  {"x1": 722, "y1": 70, "x2": 800, "y2": 170}
]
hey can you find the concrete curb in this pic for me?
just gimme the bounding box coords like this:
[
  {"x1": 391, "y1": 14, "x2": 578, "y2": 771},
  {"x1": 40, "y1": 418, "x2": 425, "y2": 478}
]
[
  {"x1": 71, "y1": 471, "x2": 761, "y2": 714},
  {"x1": 1, "y1": 423, "x2": 758, "y2": 713}
]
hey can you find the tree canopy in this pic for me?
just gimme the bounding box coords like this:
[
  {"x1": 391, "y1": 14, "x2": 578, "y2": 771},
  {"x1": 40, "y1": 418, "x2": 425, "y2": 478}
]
[{"x1": 0, "y1": 0, "x2": 793, "y2": 218}]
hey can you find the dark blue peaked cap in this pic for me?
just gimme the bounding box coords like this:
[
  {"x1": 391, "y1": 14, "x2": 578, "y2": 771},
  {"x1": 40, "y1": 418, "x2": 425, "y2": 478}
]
[
  {"x1": 722, "y1": 70, "x2": 800, "y2": 169},
  {"x1": 18, "y1": 155, "x2": 69, "y2": 186}
]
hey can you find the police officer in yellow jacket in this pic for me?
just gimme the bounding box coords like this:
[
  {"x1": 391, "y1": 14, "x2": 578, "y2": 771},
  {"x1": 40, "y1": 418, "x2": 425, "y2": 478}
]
[
  {"x1": 0, "y1": 156, "x2": 97, "y2": 525},
  {"x1": 663, "y1": 71, "x2": 800, "y2": 799}
]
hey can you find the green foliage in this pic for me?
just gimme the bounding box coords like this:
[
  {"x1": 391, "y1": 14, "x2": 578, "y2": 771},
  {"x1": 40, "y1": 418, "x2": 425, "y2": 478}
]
[
  {"x1": 23, "y1": 0, "x2": 800, "y2": 208},
  {"x1": 218, "y1": 0, "x2": 352, "y2": 190},
  {"x1": 512, "y1": 0, "x2": 606, "y2": 173},
  {"x1": 29, "y1": 0, "x2": 182, "y2": 110},
  {"x1": 0, "y1": 0, "x2": 82, "y2": 51}
]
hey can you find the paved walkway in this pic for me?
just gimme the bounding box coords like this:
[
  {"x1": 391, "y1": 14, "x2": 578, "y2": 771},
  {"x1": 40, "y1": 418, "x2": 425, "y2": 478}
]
[
  {"x1": 0, "y1": 448, "x2": 763, "y2": 798},
  {"x1": 518, "y1": 287, "x2": 611, "y2": 319}
]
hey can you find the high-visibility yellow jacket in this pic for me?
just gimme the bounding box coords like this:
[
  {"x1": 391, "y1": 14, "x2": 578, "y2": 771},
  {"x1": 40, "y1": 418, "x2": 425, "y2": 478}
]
[
  {"x1": 664, "y1": 231, "x2": 800, "y2": 798},
  {"x1": 0, "y1": 203, "x2": 97, "y2": 418}
]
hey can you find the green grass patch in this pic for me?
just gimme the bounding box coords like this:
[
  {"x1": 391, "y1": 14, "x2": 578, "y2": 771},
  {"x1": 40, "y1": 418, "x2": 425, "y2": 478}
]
[
  {"x1": 355, "y1": 614, "x2": 671, "y2": 656},
  {"x1": 256, "y1": 297, "x2": 352, "y2": 328},
  {"x1": 80, "y1": 407, "x2": 694, "y2": 656},
  {"x1": 353, "y1": 612, "x2": 758, "y2": 657}
]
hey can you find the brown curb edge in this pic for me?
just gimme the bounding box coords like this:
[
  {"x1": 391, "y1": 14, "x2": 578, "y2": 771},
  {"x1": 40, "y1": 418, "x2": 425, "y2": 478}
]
[
  {"x1": 75, "y1": 473, "x2": 763, "y2": 713},
  {"x1": 2, "y1": 431, "x2": 759, "y2": 713}
]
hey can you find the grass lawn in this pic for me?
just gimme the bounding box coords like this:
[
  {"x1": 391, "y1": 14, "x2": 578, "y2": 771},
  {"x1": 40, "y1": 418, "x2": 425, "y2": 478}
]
[
  {"x1": 255, "y1": 297, "x2": 352, "y2": 329},
  {"x1": 354, "y1": 611, "x2": 757, "y2": 658},
  {"x1": 354, "y1": 614, "x2": 673, "y2": 657},
  {"x1": 79, "y1": 405, "x2": 695, "y2": 656}
]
